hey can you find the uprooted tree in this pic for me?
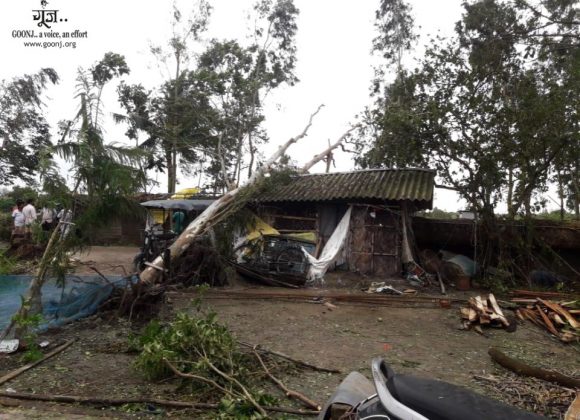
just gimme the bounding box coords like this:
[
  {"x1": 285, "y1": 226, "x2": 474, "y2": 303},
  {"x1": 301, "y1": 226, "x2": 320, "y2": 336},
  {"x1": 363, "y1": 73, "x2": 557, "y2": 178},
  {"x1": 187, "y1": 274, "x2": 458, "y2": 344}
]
[{"x1": 139, "y1": 105, "x2": 358, "y2": 285}]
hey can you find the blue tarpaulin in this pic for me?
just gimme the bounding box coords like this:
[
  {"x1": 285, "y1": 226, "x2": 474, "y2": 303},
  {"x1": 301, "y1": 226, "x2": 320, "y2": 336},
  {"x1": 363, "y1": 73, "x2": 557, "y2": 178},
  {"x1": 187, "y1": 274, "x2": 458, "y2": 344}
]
[{"x1": 0, "y1": 275, "x2": 131, "y2": 330}]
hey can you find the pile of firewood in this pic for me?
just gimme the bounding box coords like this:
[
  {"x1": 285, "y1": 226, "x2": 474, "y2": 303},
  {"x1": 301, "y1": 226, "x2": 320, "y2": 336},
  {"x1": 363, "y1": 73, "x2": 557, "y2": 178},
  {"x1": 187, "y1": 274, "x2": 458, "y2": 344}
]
[
  {"x1": 511, "y1": 290, "x2": 579, "y2": 343},
  {"x1": 460, "y1": 294, "x2": 515, "y2": 334}
]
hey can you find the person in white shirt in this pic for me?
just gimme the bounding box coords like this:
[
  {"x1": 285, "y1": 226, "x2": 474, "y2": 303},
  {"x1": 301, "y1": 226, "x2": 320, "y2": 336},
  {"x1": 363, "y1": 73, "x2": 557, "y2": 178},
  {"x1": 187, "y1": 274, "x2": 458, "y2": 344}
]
[
  {"x1": 11, "y1": 200, "x2": 25, "y2": 243},
  {"x1": 41, "y1": 205, "x2": 55, "y2": 231},
  {"x1": 22, "y1": 198, "x2": 37, "y2": 234},
  {"x1": 12, "y1": 200, "x2": 25, "y2": 231}
]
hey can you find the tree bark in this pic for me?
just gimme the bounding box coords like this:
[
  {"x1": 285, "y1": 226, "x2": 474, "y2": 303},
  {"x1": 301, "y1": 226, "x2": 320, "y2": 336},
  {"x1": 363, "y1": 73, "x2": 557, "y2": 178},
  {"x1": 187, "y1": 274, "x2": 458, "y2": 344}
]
[
  {"x1": 507, "y1": 167, "x2": 514, "y2": 219},
  {"x1": 165, "y1": 146, "x2": 175, "y2": 194},
  {"x1": 299, "y1": 125, "x2": 358, "y2": 174}
]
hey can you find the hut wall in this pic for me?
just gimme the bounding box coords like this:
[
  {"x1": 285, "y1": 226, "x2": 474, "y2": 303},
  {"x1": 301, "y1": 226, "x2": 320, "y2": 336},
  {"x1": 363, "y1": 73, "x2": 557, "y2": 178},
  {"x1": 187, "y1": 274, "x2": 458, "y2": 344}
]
[
  {"x1": 348, "y1": 206, "x2": 401, "y2": 277},
  {"x1": 256, "y1": 203, "x2": 317, "y2": 233}
]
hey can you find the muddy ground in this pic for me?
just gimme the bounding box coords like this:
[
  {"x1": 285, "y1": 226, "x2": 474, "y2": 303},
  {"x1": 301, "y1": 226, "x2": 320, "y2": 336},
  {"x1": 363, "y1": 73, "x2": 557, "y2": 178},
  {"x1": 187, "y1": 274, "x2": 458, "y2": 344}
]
[{"x1": 0, "y1": 246, "x2": 578, "y2": 419}]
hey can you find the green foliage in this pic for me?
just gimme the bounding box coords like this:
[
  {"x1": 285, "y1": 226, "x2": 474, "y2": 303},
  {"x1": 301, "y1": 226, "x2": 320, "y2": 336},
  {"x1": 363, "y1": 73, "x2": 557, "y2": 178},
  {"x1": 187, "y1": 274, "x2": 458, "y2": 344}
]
[
  {"x1": 215, "y1": 394, "x2": 278, "y2": 420},
  {"x1": 135, "y1": 312, "x2": 246, "y2": 382},
  {"x1": 127, "y1": 319, "x2": 163, "y2": 353},
  {"x1": 116, "y1": 0, "x2": 300, "y2": 193},
  {"x1": 0, "y1": 251, "x2": 17, "y2": 275},
  {"x1": 12, "y1": 307, "x2": 43, "y2": 363},
  {"x1": 372, "y1": 0, "x2": 417, "y2": 80},
  {"x1": 0, "y1": 212, "x2": 12, "y2": 242},
  {"x1": 359, "y1": 0, "x2": 580, "y2": 221},
  {"x1": 416, "y1": 207, "x2": 458, "y2": 220},
  {"x1": 0, "y1": 68, "x2": 59, "y2": 186}
]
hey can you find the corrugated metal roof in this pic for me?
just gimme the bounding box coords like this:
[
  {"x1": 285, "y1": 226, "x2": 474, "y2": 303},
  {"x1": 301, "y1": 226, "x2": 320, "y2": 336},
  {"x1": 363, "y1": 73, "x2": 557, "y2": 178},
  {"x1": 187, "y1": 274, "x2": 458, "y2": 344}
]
[{"x1": 255, "y1": 168, "x2": 435, "y2": 205}]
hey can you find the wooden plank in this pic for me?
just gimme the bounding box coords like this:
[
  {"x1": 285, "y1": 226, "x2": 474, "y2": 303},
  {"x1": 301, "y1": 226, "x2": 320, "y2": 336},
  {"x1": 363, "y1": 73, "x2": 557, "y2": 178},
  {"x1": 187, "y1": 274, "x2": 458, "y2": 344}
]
[
  {"x1": 536, "y1": 307, "x2": 560, "y2": 336},
  {"x1": 274, "y1": 215, "x2": 316, "y2": 221},
  {"x1": 538, "y1": 299, "x2": 580, "y2": 329}
]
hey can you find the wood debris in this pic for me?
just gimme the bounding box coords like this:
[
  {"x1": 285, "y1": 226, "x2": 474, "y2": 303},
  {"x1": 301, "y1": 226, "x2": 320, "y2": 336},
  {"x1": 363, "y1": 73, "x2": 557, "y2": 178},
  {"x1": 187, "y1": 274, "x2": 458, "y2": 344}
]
[
  {"x1": 460, "y1": 293, "x2": 514, "y2": 332},
  {"x1": 510, "y1": 291, "x2": 579, "y2": 343}
]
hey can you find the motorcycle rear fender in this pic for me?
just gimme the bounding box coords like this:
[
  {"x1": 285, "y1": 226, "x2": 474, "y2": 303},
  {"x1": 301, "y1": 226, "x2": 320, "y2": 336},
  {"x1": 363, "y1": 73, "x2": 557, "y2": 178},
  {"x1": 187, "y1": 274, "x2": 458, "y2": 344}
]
[{"x1": 318, "y1": 371, "x2": 375, "y2": 420}]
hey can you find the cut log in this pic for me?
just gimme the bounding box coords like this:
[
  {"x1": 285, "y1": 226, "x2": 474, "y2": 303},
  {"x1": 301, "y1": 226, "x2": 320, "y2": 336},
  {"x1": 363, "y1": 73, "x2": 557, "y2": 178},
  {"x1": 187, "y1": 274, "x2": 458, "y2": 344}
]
[
  {"x1": 489, "y1": 347, "x2": 580, "y2": 389},
  {"x1": 487, "y1": 294, "x2": 509, "y2": 326}
]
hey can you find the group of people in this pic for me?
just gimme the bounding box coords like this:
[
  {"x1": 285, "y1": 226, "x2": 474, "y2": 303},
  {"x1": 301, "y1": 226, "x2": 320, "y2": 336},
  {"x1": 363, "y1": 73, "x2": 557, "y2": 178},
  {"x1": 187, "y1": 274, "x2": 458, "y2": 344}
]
[{"x1": 11, "y1": 198, "x2": 69, "y2": 241}]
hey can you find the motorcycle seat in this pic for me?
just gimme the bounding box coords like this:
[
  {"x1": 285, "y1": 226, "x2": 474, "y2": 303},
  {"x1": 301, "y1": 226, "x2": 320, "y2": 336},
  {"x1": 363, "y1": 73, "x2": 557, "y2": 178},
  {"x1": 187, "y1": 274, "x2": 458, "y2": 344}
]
[{"x1": 386, "y1": 373, "x2": 545, "y2": 420}]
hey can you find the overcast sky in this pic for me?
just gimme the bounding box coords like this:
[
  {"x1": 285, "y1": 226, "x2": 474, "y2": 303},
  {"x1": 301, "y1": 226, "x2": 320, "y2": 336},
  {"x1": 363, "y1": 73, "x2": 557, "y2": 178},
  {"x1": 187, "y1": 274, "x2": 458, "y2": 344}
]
[{"x1": 1, "y1": 0, "x2": 468, "y2": 210}]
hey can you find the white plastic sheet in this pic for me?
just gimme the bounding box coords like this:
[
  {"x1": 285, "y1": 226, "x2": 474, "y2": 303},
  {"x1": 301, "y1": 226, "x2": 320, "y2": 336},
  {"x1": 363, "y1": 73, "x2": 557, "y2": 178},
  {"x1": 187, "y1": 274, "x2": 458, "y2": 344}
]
[{"x1": 303, "y1": 206, "x2": 352, "y2": 282}]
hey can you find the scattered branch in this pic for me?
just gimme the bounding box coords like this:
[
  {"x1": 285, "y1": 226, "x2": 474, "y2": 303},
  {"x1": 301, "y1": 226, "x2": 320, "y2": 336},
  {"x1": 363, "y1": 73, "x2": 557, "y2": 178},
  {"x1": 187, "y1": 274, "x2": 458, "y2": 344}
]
[
  {"x1": 0, "y1": 340, "x2": 75, "y2": 386},
  {"x1": 253, "y1": 349, "x2": 321, "y2": 411},
  {"x1": 0, "y1": 391, "x2": 319, "y2": 416}
]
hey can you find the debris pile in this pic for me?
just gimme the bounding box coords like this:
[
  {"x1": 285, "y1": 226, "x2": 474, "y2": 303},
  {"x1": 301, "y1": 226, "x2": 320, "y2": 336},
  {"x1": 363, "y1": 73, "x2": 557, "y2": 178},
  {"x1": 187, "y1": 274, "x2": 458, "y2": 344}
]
[
  {"x1": 474, "y1": 372, "x2": 577, "y2": 419},
  {"x1": 460, "y1": 293, "x2": 515, "y2": 334},
  {"x1": 511, "y1": 290, "x2": 579, "y2": 343}
]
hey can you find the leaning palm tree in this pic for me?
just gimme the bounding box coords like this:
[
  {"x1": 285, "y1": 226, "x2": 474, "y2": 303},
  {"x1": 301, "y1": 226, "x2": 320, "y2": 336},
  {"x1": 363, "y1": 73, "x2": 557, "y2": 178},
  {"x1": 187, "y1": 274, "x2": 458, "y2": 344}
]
[{"x1": 4, "y1": 53, "x2": 149, "y2": 338}]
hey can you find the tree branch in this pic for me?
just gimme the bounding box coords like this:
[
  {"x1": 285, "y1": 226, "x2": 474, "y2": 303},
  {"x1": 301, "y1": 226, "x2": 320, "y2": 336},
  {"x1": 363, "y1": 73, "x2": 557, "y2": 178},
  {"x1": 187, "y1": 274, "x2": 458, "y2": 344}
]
[{"x1": 299, "y1": 124, "x2": 359, "y2": 174}]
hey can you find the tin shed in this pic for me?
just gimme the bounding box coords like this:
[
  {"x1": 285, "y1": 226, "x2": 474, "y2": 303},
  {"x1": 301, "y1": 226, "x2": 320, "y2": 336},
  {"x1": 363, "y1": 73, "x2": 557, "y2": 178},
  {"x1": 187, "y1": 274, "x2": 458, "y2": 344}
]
[{"x1": 251, "y1": 168, "x2": 435, "y2": 278}]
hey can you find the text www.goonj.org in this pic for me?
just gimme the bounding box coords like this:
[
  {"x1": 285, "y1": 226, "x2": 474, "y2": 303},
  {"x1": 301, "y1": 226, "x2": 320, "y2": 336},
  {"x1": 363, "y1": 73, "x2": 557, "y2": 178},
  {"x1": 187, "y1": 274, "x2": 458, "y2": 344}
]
[{"x1": 23, "y1": 40, "x2": 77, "y2": 49}]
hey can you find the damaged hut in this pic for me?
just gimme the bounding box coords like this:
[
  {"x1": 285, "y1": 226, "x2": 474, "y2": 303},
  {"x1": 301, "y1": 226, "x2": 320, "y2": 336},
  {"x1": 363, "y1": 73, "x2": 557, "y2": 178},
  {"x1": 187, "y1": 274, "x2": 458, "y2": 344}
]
[{"x1": 245, "y1": 168, "x2": 435, "y2": 281}]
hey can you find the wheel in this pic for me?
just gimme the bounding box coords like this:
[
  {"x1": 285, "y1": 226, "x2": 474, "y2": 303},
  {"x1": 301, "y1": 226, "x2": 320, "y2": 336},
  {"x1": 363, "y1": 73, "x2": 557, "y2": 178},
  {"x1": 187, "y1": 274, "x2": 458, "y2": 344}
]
[
  {"x1": 275, "y1": 246, "x2": 307, "y2": 274},
  {"x1": 133, "y1": 252, "x2": 145, "y2": 272}
]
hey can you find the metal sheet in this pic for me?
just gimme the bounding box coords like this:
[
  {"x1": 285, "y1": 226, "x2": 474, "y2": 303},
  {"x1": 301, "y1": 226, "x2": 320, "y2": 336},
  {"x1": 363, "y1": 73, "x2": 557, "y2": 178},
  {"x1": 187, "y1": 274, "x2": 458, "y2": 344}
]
[{"x1": 140, "y1": 199, "x2": 215, "y2": 211}]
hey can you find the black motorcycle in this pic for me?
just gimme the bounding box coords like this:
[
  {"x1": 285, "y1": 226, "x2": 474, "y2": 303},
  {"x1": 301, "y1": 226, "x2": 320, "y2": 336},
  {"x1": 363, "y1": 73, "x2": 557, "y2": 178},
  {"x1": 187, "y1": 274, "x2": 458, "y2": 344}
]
[{"x1": 319, "y1": 358, "x2": 545, "y2": 420}]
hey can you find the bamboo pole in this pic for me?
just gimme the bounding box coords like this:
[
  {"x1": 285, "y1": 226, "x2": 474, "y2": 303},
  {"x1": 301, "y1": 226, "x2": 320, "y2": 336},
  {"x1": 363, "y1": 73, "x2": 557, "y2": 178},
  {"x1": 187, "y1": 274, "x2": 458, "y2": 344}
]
[{"x1": 0, "y1": 340, "x2": 75, "y2": 386}]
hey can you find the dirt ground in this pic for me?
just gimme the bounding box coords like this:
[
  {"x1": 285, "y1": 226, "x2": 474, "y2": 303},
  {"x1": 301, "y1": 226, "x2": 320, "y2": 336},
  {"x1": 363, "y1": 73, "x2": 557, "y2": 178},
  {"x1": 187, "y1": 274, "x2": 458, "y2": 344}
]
[
  {"x1": 71, "y1": 246, "x2": 139, "y2": 276},
  {"x1": 0, "y1": 246, "x2": 578, "y2": 418}
]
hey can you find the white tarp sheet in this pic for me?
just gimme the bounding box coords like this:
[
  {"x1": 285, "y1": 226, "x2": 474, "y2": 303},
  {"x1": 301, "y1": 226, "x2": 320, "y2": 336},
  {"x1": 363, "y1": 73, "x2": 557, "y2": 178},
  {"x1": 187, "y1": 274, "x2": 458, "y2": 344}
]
[{"x1": 303, "y1": 206, "x2": 352, "y2": 282}]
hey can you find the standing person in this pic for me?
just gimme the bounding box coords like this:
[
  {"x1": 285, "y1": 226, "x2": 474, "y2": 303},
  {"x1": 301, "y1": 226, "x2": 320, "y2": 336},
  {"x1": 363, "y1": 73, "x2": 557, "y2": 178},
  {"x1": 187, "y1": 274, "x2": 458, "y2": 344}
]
[
  {"x1": 10, "y1": 200, "x2": 25, "y2": 244},
  {"x1": 12, "y1": 199, "x2": 25, "y2": 234},
  {"x1": 172, "y1": 210, "x2": 186, "y2": 235},
  {"x1": 22, "y1": 198, "x2": 37, "y2": 233},
  {"x1": 40, "y1": 204, "x2": 55, "y2": 231}
]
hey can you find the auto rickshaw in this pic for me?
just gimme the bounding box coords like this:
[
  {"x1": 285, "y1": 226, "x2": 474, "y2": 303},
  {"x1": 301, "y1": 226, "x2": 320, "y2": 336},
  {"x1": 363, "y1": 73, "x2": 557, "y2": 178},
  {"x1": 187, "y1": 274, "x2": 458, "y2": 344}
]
[{"x1": 133, "y1": 198, "x2": 215, "y2": 271}]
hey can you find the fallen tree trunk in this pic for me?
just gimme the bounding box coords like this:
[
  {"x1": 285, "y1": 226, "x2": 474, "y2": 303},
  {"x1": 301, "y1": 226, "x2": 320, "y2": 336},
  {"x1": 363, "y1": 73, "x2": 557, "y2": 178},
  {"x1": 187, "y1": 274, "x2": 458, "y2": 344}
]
[
  {"x1": 140, "y1": 105, "x2": 357, "y2": 285},
  {"x1": 298, "y1": 124, "x2": 358, "y2": 173},
  {"x1": 139, "y1": 106, "x2": 324, "y2": 285},
  {"x1": 0, "y1": 391, "x2": 319, "y2": 416},
  {"x1": 488, "y1": 347, "x2": 580, "y2": 389}
]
